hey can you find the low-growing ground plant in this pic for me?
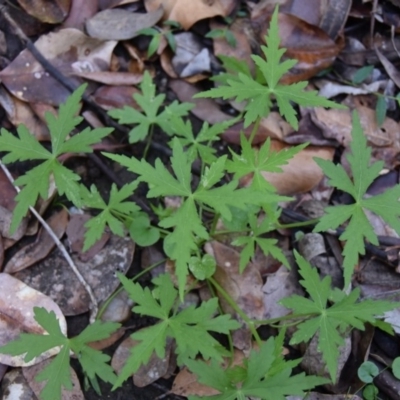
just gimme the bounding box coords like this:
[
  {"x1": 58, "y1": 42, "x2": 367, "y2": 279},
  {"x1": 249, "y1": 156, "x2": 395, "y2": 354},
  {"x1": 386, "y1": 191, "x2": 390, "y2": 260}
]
[{"x1": 0, "y1": 6, "x2": 400, "y2": 400}]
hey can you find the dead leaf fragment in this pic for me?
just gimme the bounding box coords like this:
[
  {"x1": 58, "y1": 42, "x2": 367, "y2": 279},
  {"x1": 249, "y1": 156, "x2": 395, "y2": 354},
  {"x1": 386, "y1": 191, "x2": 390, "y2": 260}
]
[
  {"x1": 86, "y1": 7, "x2": 164, "y2": 40},
  {"x1": 205, "y1": 241, "x2": 265, "y2": 320},
  {"x1": 145, "y1": 0, "x2": 237, "y2": 30},
  {"x1": 241, "y1": 140, "x2": 334, "y2": 195},
  {"x1": 4, "y1": 209, "x2": 69, "y2": 274},
  {"x1": 0, "y1": 29, "x2": 117, "y2": 105},
  {"x1": 23, "y1": 357, "x2": 84, "y2": 399},
  {"x1": 112, "y1": 335, "x2": 173, "y2": 387},
  {"x1": 0, "y1": 274, "x2": 67, "y2": 367},
  {"x1": 17, "y1": 0, "x2": 71, "y2": 24}
]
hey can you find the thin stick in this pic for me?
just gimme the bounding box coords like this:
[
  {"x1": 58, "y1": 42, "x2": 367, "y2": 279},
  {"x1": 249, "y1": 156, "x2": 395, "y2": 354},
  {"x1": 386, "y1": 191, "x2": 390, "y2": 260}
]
[{"x1": 0, "y1": 161, "x2": 98, "y2": 323}]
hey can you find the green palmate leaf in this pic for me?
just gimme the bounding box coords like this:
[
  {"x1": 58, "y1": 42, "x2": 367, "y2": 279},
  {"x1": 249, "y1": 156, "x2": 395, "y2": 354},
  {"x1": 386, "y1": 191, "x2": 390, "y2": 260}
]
[
  {"x1": 226, "y1": 134, "x2": 307, "y2": 192},
  {"x1": 108, "y1": 71, "x2": 193, "y2": 142},
  {"x1": 187, "y1": 336, "x2": 328, "y2": 400},
  {"x1": 169, "y1": 115, "x2": 237, "y2": 164},
  {"x1": 114, "y1": 273, "x2": 240, "y2": 388},
  {"x1": 233, "y1": 212, "x2": 289, "y2": 272},
  {"x1": 195, "y1": 6, "x2": 343, "y2": 128},
  {"x1": 0, "y1": 308, "x2": 119, "y2": 400},
  {"x1": 104, "y1": 139, "x2": 265, "y2": 296},
  {"x1": 314, "y1": 111, "x2": 400, "y2": 288},
  {"x1": 0, "y1": 84, "x2": 112, "y2": 233},
  {"x1": 280, "y1": 251, "x2": 399, "y2": 382},
  {"x1": 79, "y1": 182, "x2": 141, "y2": 251}
]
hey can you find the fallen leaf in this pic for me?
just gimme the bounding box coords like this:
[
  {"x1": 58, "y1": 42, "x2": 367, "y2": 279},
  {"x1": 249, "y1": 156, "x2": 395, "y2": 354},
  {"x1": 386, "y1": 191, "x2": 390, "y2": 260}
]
[
  {"x1": 16, "y1": 0, "x2": 71, "y2": 24},
  {"x1": 205, "y1": 241, "x2": 265, "y2": 320},
  {"x1": 4, "y1": 209, "x2": 69, "y2": 274},
  {"x1": 111, "y1": 335, "x2": 173, "y2": 387},
  {"x1": 144, "y1": 0, "x2": 237, "y2": 30},
  {"x1": 86, "y1": 7, "x2": 163, "y2": 40},
  {"x1": 0, "y1": 86, "x2": 50, "y2": 141},
  {"x1": 241, "y1": 140, "x2": 334, "y2": 195},
  {"x1": 0, "y1": 273, "x2": 67, "y2": 367},
  {"x1": 0, "y1": 29, "x2": 117, "y2": 105},
  {"x1": 23, "y1": 357, "x2": 84, "y2": 399}
]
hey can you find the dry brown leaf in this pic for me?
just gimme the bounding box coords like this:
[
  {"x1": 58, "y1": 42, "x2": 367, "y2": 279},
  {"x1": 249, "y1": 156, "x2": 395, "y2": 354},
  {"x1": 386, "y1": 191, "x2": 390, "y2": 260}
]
[
  {"x1": 0, "y1": 86, "x2": 50, "y2": 141},
  {"x1": 0, "y1": 273, "x2": 67, "y2": 367},
  {"x1": 93, "y1": 85, "x2": 140, "y2": 110},
  {"x1": 211, "y1": 18, "x2": 255, "y2": 73},
  {"x1": 87, "y1": 327, "x2": 126, "y2": 350},
  {"x1": 252, "y1": 0, "x2": 351, "y2": 40},
  {"x1": 0, "y1": 29, "x2": 117, "y2": 105},
  {"x1": 23, "y1": 357, "x2": 84, "y2": 399},
  {"x1": 66, "y1": 213, "x2": 110, "y2": 262},
  {"x1": 205, "y1": 241, "x2": 265, "y2": 320},
  {"x1": 73, "y1": 71, "x2": 142, "y2": 85},
  {"x1": 13, "y1": 235, "x2": 135, "y2": 316},
  {"x1": 240, "y1": 140, "x2": 334, "y2": 195},
  {"x1": 145, "y1": 0, "x2": 237, "y2": 30},
  {"x1": 169, "y1": 79, "x2": 232, "y2": 124},
  {"x1": 4, "y1": 209, "x2": 69, "y2": 274},
  {"x1": 61, "y1": 0, "x2": 98, "y2": 30},
  {"x1": 171, "y1": 349, "x2": 245, "y2": 397},
  {"x1": 17, "y1": 0, "x2": 71, "y2": 24},
  {"x1": 86, "y1": 7, "x2": 163, "y2": 40},
  {"x1": 112, "y1": 335, "x2": 173, "y2": 387}
]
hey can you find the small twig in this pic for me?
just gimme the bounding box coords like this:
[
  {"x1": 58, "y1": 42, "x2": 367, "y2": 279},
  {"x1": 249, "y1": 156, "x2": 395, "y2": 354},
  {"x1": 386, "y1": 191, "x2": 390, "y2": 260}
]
[{"x1": 0, "y1": 161, "x2": 98, "y2": 323}]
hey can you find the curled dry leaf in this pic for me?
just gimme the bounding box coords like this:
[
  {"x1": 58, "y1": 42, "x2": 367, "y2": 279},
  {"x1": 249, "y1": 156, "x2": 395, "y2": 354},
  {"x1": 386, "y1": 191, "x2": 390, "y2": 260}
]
[
  {"x1": 0, "y1": 86, "x2": 50, "y2": 141},
  {"x1": 13, "y1": 235, "x2": 135, "y2": 316},
  {"x1": 0, "y1": 273, "x2": 67, "y2": 367},
  {"x1": 4, "y1": 208, "x2": 69, "y2": 274},
  {"x1": 86, "y1": 7, "x2": 164, "y2": 40},
  {"x1": 240, "y1": 140, "x2": 334, "y2": 195},
  {"x1": 0, "y1": 29, "x2": 117, "y2": 106},
  {"x1": 145, "y1": 0, "x2": 237, "y2": 30},
  {"x1": 16, "y1": 0, "x2": 71, "y2": 24}
]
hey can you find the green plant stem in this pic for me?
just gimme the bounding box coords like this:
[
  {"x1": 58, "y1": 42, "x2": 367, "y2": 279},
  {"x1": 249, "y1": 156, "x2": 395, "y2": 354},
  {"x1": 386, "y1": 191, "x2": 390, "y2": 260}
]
[
  {"x1": 206, "y1": 279, "x2": 235, "y2": 364},
  {"x1": 248, "y1": 117, "x2": 261, "y2": 145},
  {"x1": 96, "y1": 259, "x2": 166, "y2": 320},
  {"x1": 277, "y1": 218, "x2": 320, "y2": 229},
  {"x1": 143, "y1": 124, "x2": 155, "y2": 159},
  {"x1": 208, "y1": 276, "x2": 262, "y2": 347}
]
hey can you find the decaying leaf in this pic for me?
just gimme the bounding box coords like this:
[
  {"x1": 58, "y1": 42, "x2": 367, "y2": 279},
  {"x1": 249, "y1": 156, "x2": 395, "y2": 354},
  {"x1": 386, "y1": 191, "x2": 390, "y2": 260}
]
[
  {"x1": 145, "y1": 0, "x2": 237, "y2": 30},
  {"x1": 0, "y1": 274, "x2": 67, "y2": 367},
  {"x1": 0, "y1": 29, "x2": 117, "y2": 105}
]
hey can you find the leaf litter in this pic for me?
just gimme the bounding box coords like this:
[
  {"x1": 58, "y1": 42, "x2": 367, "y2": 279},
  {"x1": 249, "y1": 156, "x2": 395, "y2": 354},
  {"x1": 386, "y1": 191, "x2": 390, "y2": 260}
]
[{"x1": 1, "y1": 1, "x2": 400, "y2": 399}]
